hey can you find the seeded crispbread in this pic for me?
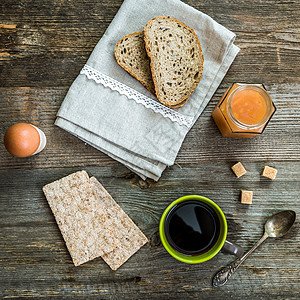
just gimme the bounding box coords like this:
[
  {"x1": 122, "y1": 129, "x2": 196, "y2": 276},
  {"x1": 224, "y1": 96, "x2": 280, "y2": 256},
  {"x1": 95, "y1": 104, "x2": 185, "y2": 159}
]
[
  {"x1": 91, "y1": 177, "x2": 148, "y2": 270},
  {"x1": 144, "y1": 16, "x2": 204, "y2": 108},
  {"x1": 115, "y1": 31, "x2": 156, "y2": 95},
  {"x1": 43, "y1": 171, "x2": 148, "y2": 269},
  {"x1": 42, "y1": 170, "x2": 119, "y2": 266}
]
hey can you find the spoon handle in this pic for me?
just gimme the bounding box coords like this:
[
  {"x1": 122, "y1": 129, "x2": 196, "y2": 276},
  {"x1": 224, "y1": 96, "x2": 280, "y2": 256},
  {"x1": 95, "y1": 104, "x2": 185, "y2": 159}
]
[{"x1": 213, "y1": 232, "x2": 269, "y2": 287}]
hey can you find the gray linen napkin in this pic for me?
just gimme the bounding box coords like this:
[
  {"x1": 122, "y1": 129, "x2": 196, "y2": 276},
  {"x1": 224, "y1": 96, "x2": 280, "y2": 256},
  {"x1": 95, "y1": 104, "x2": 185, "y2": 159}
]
[{"x1": 56, "y1": 0, "x2": 240, "y2": 181}]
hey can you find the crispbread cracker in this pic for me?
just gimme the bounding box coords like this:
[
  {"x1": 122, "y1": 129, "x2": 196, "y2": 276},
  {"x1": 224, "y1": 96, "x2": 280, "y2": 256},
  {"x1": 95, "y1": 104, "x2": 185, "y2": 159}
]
[
  {"x1": 91, "y1": 177, "x2": 148, "y2": 270},
  {"x1": 42, "y1": 170, "x2": 120, "y2": 266}
]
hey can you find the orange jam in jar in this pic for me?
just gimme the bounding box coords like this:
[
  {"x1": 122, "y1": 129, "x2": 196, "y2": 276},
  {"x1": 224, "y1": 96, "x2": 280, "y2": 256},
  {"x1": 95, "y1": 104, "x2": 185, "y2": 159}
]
[{"x1": 212, "y1": 83, "x2": 276, "y2": 138}]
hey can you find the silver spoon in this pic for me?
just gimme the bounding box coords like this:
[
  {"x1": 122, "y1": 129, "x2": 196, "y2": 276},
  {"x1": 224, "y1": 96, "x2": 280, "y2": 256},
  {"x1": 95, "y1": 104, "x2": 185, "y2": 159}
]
[{"x1": 213, "y1": 210, "x2": 296, "y2": 287}]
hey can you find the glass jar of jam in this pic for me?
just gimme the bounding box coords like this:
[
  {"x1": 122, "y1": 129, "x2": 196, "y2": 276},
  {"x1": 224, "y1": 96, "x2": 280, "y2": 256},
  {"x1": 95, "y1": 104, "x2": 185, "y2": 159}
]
[{"x1": 212, "y1": 83, "x2": 276, "y2": 138}]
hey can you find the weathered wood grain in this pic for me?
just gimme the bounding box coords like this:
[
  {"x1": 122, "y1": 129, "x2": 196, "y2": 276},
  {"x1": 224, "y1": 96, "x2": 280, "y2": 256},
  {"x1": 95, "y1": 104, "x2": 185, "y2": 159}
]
[
  {"x1": 0, "y1": 83, "x2": 299, "y2": 169},
  {"x1": 0, "y1": 0, "x2": 299, "y2": 86},
  {"x1": 0, "y1": 165, "x2": 299, "y2": 299},
  {"x1": 0, "y1": 0, "x2": 299, "y2": 298}
]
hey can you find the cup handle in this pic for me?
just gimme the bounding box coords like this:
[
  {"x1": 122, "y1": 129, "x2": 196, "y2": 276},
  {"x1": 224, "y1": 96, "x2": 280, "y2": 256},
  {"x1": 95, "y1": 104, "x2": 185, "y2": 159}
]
[{"x1": 221, "y1": 240, "x2": 244, "y2": 258}]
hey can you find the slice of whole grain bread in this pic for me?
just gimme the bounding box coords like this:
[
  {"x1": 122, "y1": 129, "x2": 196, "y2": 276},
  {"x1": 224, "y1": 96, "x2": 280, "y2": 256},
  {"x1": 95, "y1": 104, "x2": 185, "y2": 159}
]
[
  {"x1": 115, "y1": 31, "x2": 156, "y2": 95},
  {"x1": 144, "y1": 16, "x2": 204, "y2": 108}
]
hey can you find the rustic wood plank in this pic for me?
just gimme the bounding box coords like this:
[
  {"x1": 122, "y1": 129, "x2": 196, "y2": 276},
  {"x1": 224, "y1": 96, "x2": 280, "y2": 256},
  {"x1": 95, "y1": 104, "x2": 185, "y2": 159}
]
[
  {"x1": 1, "y1": 0, "x2": 299, "y2": 298},
  {"x1": 0, "y1": 165, "x2": 299, "y2": 298},
  {"x1": 0, "y1": 83, "x2": 299, "y2": 169},
  {"x1": 0, "y1": 1, "x2": 299, "y2": 86}
]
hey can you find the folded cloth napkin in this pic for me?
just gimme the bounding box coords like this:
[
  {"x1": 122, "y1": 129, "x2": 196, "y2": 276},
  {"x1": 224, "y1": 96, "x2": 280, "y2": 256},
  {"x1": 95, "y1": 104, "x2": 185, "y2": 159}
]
[{"x1": 56, "y1": 0, "x2": 240, "y2": 181}]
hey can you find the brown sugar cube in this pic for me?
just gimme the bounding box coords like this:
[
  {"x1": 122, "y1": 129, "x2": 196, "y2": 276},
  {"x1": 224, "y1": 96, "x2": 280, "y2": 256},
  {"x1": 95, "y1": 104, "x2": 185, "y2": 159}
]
[
  {"x1": 241, "y1": 190, "x2": 253, "y2": 204},
  {"x1": 231, "y1": 162, "x2": 247, "y2": 178},
  {"x1": 261, "y1": 166, "x2": 277, "y2": 180}
]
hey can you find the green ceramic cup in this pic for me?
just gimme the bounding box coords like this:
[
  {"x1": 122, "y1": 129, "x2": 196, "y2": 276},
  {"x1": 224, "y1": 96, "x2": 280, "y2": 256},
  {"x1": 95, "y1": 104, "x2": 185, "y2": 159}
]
[{"x1": 159, "y1": 195, "x2": 243, "y2": 264}]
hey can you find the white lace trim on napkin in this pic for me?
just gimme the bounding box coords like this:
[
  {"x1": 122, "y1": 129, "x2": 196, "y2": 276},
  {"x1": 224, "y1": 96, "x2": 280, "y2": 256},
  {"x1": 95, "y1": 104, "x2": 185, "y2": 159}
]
[{"x1": 80, "y1": 65, "x2": 193, "y2": 127}]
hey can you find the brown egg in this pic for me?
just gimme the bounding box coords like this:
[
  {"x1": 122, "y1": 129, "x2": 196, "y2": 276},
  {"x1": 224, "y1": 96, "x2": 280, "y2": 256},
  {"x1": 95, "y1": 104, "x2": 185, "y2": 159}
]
[{"x1": 4, "y1": 123, "x2": 40, "y2": 157}]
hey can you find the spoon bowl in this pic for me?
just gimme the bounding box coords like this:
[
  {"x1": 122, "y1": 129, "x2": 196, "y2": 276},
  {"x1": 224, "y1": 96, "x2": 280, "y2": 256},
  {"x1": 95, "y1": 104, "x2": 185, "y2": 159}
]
[{"x1": 265, "y1": 210, "x2": 296, "y2": 238}]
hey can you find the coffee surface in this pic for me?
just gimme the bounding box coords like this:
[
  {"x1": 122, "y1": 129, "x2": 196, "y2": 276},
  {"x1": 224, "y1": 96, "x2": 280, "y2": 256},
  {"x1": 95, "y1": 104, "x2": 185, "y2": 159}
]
[{"x1": 165, "y1": 201, "x2": 220, "y2": 255}]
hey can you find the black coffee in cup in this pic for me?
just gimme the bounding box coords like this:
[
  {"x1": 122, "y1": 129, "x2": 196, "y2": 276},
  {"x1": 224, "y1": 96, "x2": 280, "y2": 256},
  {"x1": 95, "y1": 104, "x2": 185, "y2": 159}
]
[{"x1": 164, "y1": 200, "x2": 220, "y2": 255}]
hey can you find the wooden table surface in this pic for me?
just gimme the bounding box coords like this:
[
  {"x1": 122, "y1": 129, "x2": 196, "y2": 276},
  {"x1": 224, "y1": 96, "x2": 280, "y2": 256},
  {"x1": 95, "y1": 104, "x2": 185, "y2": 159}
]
[{"x1": 1, "y1": 0, "x2": 299, "y2": 298}]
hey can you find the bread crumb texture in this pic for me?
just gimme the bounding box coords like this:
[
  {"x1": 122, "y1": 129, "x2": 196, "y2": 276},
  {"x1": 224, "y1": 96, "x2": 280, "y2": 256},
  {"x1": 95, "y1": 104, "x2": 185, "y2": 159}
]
[
  {"x1": 231, "y1": 162, "x2": 247, "y2": 178},
  {"x1": 144, "y1": 16, "x2": 203, "y2": 107},
  {"x1": 261, "y1": 166, "x2": 277, "y2": 180},
  {"x1": 115, "y1": 31, "x2": 156, "y2": 95},
  {"x1": 241, "y1": 190, "x2": 253, "y2": 204}
]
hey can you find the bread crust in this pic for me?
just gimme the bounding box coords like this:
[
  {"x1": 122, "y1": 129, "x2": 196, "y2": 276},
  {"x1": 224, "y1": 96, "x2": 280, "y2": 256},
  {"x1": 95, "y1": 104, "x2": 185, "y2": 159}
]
[
  {"x1": 144, "y1": 16, "x2": 204, "y2": 108},
  {"x1": 115, "y1": 31, "x2": 156, "y2": 96}
]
